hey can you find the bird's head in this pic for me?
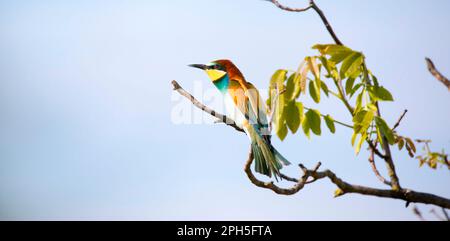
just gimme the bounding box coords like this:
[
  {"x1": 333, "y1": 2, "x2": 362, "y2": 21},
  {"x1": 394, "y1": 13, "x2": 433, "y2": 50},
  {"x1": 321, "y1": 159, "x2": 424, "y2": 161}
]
[{"x1": 189, "y1": 59, "x2": 245, "y2": 83}]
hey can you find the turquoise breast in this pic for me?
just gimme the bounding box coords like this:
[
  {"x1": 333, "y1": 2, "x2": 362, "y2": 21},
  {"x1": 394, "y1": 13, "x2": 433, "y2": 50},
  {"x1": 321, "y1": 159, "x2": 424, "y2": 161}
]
[{"x1": 213, "y1": 75, "x2": 229, "y2": 94}]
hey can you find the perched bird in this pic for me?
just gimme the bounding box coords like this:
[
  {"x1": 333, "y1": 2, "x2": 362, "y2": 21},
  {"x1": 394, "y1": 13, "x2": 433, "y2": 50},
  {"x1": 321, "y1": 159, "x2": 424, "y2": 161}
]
[{"x1": 189, "y1": 59, "x2": 290, "y2": 179}]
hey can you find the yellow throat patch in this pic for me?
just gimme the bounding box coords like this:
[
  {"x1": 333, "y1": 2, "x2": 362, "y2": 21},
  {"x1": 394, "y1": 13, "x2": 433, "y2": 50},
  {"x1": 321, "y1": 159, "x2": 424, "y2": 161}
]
[{"x1": 205, "y1": 69, "x2": 226, "y2": 81}]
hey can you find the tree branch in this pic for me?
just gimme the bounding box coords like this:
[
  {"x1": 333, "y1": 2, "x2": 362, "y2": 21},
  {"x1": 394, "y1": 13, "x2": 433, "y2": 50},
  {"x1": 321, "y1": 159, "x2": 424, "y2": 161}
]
[
  {"x1": 172, "y1": 80, "x2": 450, "y2": 209},
  {"x1": 304, "y1": 106, "x2": 353, "y2": 129},
  {"x1": 412, "y1": 206, "x2": 426, "y2": 221},
  {"x1": 244, "y1": 147, "x2": 313, "y2": 195},
  {"x1": 442, "y1": 208, "x2": 450, "y2": 221},
  {"x1": 392, "y1": 109, "x2": 408, "y2": 131},
  {"x1": 244, "y1": 146, "x2": 450, "y2": 208},
  {"x1": 268, "y1": 0, "x2": 343, "y2": 45},
  {"x1": 425, "y1": 58, "x2": 450, "y2": 91},
  {"x1": 377, "y1": 102, "x2": 402, "y2": 190},
  {"x1": 367, "y1": 140, "x2": 386, "y2": 159},
  {"x1": 266, "y1": 0, "x2": 312, "y2": 12},
  {"x1": 171, "y1": 80, "x2": 244, "y2": 133},
  {"x1": 309, "y1": 0, "x2": 343, "y2": 45},
  {"x1": 368, "y1": 140, "x2": 392, "y2": 186}
]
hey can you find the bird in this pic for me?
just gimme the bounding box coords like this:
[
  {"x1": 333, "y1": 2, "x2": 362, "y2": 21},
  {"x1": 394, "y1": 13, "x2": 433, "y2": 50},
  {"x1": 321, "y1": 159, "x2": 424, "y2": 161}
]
[{"x1": 189, "y1": 59, "x2": 290, "y2": 179}]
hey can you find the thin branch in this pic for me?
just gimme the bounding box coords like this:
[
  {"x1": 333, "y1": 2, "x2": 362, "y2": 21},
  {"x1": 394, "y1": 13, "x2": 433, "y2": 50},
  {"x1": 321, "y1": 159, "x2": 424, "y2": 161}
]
[
  {"x1": 367, "y1": 140, "x2": 387, "y2": 159},
  {"x1": 245, "y1": 147, "x2": 450, "y2": 208},
  {"x1": 392, "y1": 109, "x2": 408, "y2": 131},
  {"x1": 171, "y1": 80, "x2": 244, "y2": 133},
  {"x1": 333, "y1": 79, "x2": 355, "y2": 117},
  {"x1": 378, "y1": 105, "x2": 402, "y2": 190},
  {"x1": 430, "y1": 209, "x2": 446, "y2": 221},
  {"x1": 304, "y1": 106, "x2": 353, "y2": 129},
  {"x1": 268, "y1": 0, "x2": 343, "y2": 45},
  {"x1": 412, "y1": 206, "x2": 426, "y2": 221},
  {"x1": 244, "y1": 148, "x2": 311, "y2": 195},
  {"x1": 309, "y1": 0, "x2": 343, "y2": 45},
  {"x1": 266, "y1": 0, "x2": 312, "y2": 12},
  {"x1": 368, "y1": 140, "x2": 392, "y2": 186},
  {"x1": 425, "y1": 58, "x2": 450, "y2": 91},
  {"x1": 442, "y1": 208, "x2": 450, "y2": 221},
  {"x1": 363, "y1": 60, "x2": 401, "y2": 191}
]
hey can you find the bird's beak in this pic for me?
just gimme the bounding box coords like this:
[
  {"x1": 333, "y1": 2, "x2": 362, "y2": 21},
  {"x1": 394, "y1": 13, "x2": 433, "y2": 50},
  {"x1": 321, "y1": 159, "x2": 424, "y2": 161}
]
[{"x1": 188, "y1": 64, "x2": 207, "y2": 70}]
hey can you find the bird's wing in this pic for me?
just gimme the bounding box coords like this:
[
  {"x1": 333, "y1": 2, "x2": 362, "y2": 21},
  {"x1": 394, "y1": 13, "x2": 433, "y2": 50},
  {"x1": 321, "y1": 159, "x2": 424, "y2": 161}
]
[
  {"x1": 245, "y1": 82, "x2": 269, "y2": 130},
  {"x1": 228, "y1": 79, "x2": 269, "y2": 135}
]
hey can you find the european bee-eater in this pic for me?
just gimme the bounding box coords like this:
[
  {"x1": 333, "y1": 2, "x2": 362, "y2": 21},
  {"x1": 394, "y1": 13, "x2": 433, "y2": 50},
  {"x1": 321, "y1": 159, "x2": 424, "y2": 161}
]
[{"x1": 189, "y1": 59, "x2": 290, "y2": 179}]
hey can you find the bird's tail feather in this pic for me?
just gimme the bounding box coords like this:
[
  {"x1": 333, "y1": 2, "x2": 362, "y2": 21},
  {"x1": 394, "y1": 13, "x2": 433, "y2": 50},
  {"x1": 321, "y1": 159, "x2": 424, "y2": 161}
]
[{"x1": 247, "y1": 124, "x2": 290, "y2": 180}]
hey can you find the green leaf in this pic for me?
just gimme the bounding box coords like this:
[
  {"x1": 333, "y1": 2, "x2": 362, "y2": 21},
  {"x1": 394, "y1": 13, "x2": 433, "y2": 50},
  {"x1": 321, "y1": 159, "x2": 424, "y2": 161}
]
[
  {"x1": 318, "y1": 56, "x2": 332, "y2": 76},
  {"x1": 270, "y1": 69, "x2": 288, "y2": 87},
  {"x1": 397, "y1": 137, "x2": 405, "y2": 150},
  {"x1": 324, "y1": 114, "x2": 336, "y2": 133},
  {"x1": 345, "y1": 77, "x2": 355, "y2": 95},
  {"x1": 292, "y1": 61, "x2": 309, "y2": 99},
  {"x1": 306, "y1": 57, "x2": 320, "y2": 79},
  {"x1": 273, "y1": 75, "x2": 287, "y2": 141},
  {"x1": 312, "y1": 44, "x2": 354, "y2": 64},
  {"x1": 354, "y1": 133, "x2": 367, "y2": 155},
  {"x1": 405, "y1": 142, "x2": 415, "y2": 158},
  {"x1": 371, "y1": 73, "x2": 380, "y2": 86},
  {"x1": 369, "y1": 86, "x2": 394, "y2": 102},
  {"x1": 349, "y1": 83, "x2": 363, "y2": 98},
  {"x1": 376, "y1": 127, "x2": 384, "y2": 146},
  {"x1": 302, "y1": 114, "x2": 310, "y2": 139},
  {"x1": 285, "y1": 101, "x2": 300, "y2": 134},
  {"x1": 306, "y1": 109, "x2": 321, "y2": 136},
  {"x1": 366, "y1": 103, "x2": 378, "y2": 112},
  {"x1": 374, "y1": 116, "x2": 395, "y2": 145},
  {"x1": 405, "y1": 137, "x2": 416, "y2": 153},
  {"x1": 309, "y1": 79, "x2": 321, "y2": 103},
  {"x1": 296, "y1": 102, "x2": 304, "y2": 123},
  {"x1": 321, "y1": 81, "x2": 329, "y2": 97},
  {"x1": 340, "y1": 52, "x2": 363, "y2": 79},
  {"x1": 285, "y1": 73, "x2": 295, "y2": 101},
  {"x1": 268, "y1": 69, "x2": 287, "y2": 110},
  {"x1": 351, "y1": 132, "x2": 357, "y2": 146},
  {"x1": 353, "y1": 110, "x2": 374, "y2": 134},
  {"x1": 354, "y1": 91, "x2": 364, "y2": 114},
  {"x1": 306, "y1": 57, "x2": 323, "y2": 99},
  {"x1": 277, "y1": 122, "x2": 288, "y2": 141}
]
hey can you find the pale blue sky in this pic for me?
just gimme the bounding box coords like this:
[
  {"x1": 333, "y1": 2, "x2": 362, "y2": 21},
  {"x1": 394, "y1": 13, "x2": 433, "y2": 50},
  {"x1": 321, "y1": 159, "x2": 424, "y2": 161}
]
[{"x1": 0, "y1": 0, "x2": 449, "y2": 220}]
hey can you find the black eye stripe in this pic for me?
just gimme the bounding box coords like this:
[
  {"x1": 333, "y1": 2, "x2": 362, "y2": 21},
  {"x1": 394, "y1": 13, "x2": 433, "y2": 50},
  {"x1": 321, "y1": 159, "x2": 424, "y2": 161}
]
[{"x1": 210, "y1": 64, "x2": 222, "y2": 70}]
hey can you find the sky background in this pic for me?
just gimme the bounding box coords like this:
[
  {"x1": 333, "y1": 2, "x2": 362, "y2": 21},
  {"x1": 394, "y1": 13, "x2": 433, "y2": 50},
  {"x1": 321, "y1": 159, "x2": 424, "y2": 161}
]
[{"x1": 0, "y1": 0, "x2": 449, "y2": 220}]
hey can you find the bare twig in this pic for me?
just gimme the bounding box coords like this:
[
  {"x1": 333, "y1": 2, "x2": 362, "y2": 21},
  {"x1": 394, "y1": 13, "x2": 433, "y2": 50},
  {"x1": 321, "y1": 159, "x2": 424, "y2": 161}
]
[
  {"x1": 309, "y1": 1, "x2": 343, "y2": 46},
  {"x1": 266, "y1": 0, "x2": 312, "y2": 12},
  {"x1": 368, "y1": 140, "x2": 392, "y2": 186},
  {"x1": 171, "y1": 80, "x2": 244, "y2": 133},
  {"x1": 367, "y1": 140, "x2": 387, "y2": 159},
  {"x1": 268, "y1": 0, "x2": 343, "y2": 45},
  {"x1": 412, "y1": 206, "x2": 425, "y2": 221},
  {"x1": 442, "y1": 208, "x2": 450, "y2": 221},
  {"x1": 362, "y1": 60, "x2": 403, "y2": 191},
  {"x1": 430, "y1": 208, "x2": 446, "y2": 221},
  {"x1": 392, "y1": 109, "x2": 408, "y2": 131},
  {"x1": 425, "y1": 58, "x2": 450, "y2": 91},
  {"x1": 303, "y1": 106, "x2": 353, "y2": 129}
]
